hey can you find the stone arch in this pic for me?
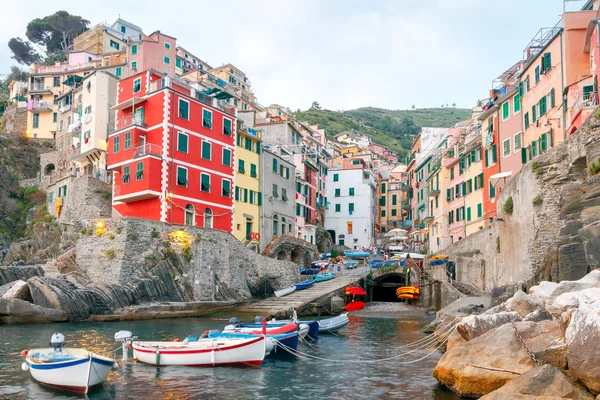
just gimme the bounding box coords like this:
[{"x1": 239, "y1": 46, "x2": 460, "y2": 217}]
[
  {"x1": 291, "y1": 247, "x2": 300, "y2": 262},
  {"x1": 303, "y1": 250, "x2": 312, "y2": 268},
  {"x1": 372, "y1": 273, "x2": 408, "y2": 302},
  {"x1": 44, "y1": 163, "x2": 56, "y2": 175},
  {"x1": 276, "y1": 249, "x2": 287, "y2": 260}
]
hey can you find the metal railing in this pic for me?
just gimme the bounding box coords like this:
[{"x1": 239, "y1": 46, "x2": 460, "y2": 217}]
[
  {"x1": 29, "y1": 101, "x2": 52, "y2": 110},
  {"x1": 149, "y1": 78, "x2": 237, "y2": 115},
  {"x1": 29, "y1": 83, "x2": 52, "y2": 92},
  {"x1": 134, "y1": 143, "x2": 162, "y2": 158},
  {"x1": 572, "y1": 91, "x2": 599, "y2": 120},
  {"x1": 109, "y1": 114, "x2": 146, "y2": 133}
]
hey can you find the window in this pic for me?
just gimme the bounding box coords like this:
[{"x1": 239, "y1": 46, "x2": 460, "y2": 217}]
[
  {"x1": 349, "y1": 203, "x2": 355, "y2": 212},
  {"x1": 282, "y1": 188, "x2": 288, "y2": 202},
  {"x1": 392, "y1": 209, "x2": 397, "y2": 216},
  {"x1": 335, "y1": 188, "x2": 341, "y2": 197},
  {"x1": 272, "y1": 158, "x2": 278, "y2": 173},
  {"x1": 185, "y1": 204, "x2": 194, "y2": 226},
  {"x1": 539, "y1": 96, "x2": 547, "y2": 116},
  {"x1": 32, "y1": 114, "x2": 39, "y2": 129},
  {"x1": 541, "y1": 52, "x2": 551, "y2": 73},
  {"x1": 223, "y1": 118, "x2": 232, "y2": 135},
  {"x1": 176, "y1": 58, "x2": 182, "y2": 68},
  {"x1": 525, "y1": 75, "x2": 530, "y2": 92},
  {"x1": 532, "y1": 105, "x2": 537, "y2": 123},
  {"x1": 238, "y1": 159, "x2": 245, "y2": 174},
  {"x1": 250, "y1": 191, "x2": 256, "y2": 204},
  {"x1": 477, "y1": 203, "x2": 483, "y2": 218},
  {"x1": 467, "y1": 207, "x2": 471, "y2": 221},
  {"x1": 489, "y1": 181, "x2": 496, "y2": 198},
  {"x1": 131, "y1": 45, "x2": 137, "y2": 55},
  {"x1": 201, "y1": 141, "x2": 211, "y2": 160},
  {"x1": 136, "y1": 162, "x2": 144, "y2": 180},
  {"x1": 503, "y1": 138, "x2": 511, "y2": 158},
  {"x1": 524, "y1": 112, "x2": 530, "y2": 129},
  {"x1": 110, "y1": 40, "x2": 120, "y2": 50},
  {"x1": 245, "y1": 137, "x2": 252, "y2": 151},
  {"x1": 53, "y1": 77, "x2": 60, "y2": 87},
  {"x1": 250, "y1": 163, "x2": 257, "y2": 178},
  {"x1": 200, "y1": 173, "x2": 210, "y2": 192},
  {"x1": 381, "y1": 183, "x2": 387, "y2": 193},
  {"x1": 204, "y1": 208, "x2": 213, "y2": 228},
  {"x1": 115, "y1": 67, "x2": 122, "y2": 77},
  {"x1": 222, "y1": 179, "x2": 231, "y2": 197},
  {"x1": 113, "y1": 136, "x2": 120, "y2": 153},
  {"x1": 178, "y1": 99, "x2": 189, "y2": 120},
  {"x1": 535, "y1": 65, "x2": 540, "y2": 84},
  {"x1": 335, "y1": 204, "x2": 341, "y2": 212},
  {"x1": 131, "y1": 61, "x2": 137, "y2": 70},
  {"x1": 550, "y1": 88, "x2": 555, "y2": 108},
  {"x1": 381, "y1": 210, "x2": 386, "y2": 217},
  {"x1": 177, "y1": 167, "x2": 188, "y2": 187},
  {"x1": 333, "y1": 173, "x2": 339, "y2": 182},
  {"x1": 532, "y1": 141, "x2": 538, "y2": 157},
  {"x1": 392, "y1": 194, "x2": 397, "y2": 205},
  {"x1": 502, "y1": 101, "x2": 510, "y2": 120},
  {"x1": 514, "y1": 132, "x2": 522, "y2": 151},
  {"x1": 272, "y1": 184, "x2": 279, "y2": 197},
  {"x1": 450, "y1": 166, "x2": 454, "y2": 180},
  {"x1": 514, "y1": 93, "x2": 521, "y2": 113},
  {"x1": 164, "y1": 56, "x2": 170, "y2": 65},
  {"x1": 222, "y1": 148, "x2": 231, "y2": 167},
  {"x1": 124, "y1": 131, "x2": 131, "y2": 150},
  {"x1": 122, "y1": 165, "x2": 130, "y2": 184},
  {"x1": 84, "y1": 105, "x2": 92, "y2": 114},
  {"x1": 540, "y1": 133, "x2": 548, "y2": 152},
  {"x1": 52, "y1": 112, "x2": 57, "y2": 123},
  {"x1": 133, "y1": 78, "x2": 141, "y2": 93},
  {"x1": 202, "y1": 109, "x2": 212, "y2": 128},
  {"x1": 177, "y1": 132, "x2": 188, "y2": 153},
  {"x1": 164, "y1": 42, "x2": 171, "y2": 50},
  {"x1": 121, "y1": 25, "x2": 126, "y2": 33}
]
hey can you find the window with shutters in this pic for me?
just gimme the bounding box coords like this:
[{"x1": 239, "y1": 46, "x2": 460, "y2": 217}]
[
  {"x1": 223, "y1": 118, "x2": 232, "y2": 135},
  {"x1": 525, "y1": 112, "x2": 530, "y2": 129},
  {"x1": 467, "y1": 207, "x2": 471, "y2": 222},
  {"x1": 450, "y1": 166, "x2": 454, "y2": 180},
  {"x1": 245, "y1": 137, "x2": 252, "y2": 151},
  {"x1": 521, "y1": 147, "x2": 529, "y2": 165},
  {"x1": 202, "y1": 109, "x2": 212, "y2": 129},
  {"x1": 542, "y1": 52, "x2": 551, "y2": 72},
  {"x1": 250, "y1": 164, "x2": 257, "y2": 178},
  {"x1": 335, "y1": 188, "x2": 340, "y2": 197},
  {"x1": 349, "y1": 188, "x2": 355, "y2": 196},
  {"x1": 349, "y1": 203, "x2": 355, "y2": 212},
  {"x1": 201, "y1": 141, "x2": 211, "y2": 160},
  {"x1": 238, "y1": 159, "x2": 245, "y2": 174},
  {"x1": 532, "y1": 105, "x2": 537, "y2": 123},
  {"x1": 177, "y1": 167, "x2": 188, "y2": 187},
  {"x1": 122, "y1": 166, "x2": 130, "y2": 184},
  {"x1": 477, "y1": 203, "x2": 483, "y2": 218},
  {"x1": 535, "y1": 66, "x2": 540, "y2": 84},
  {"x1": 381, "y1": 183, "x2": 387, "y2": 193},
  {"x1": 514, "y1": 132, "x2": 522, "y2": 151},
  {"x1": 131, "y1": 45, "x2": 137, "y2": 55},
  {"x1": 392, "y1": 194, "x2": 396, "y2": 205},
  {"x1": 503, "y1": 138, "x2": 511, "y2": 158},
  {"x1": 333, "y1": 173, "x2": 339, "y2": 182},
  {"x1": 200, "y1": 173, "x2": 210, "y2": 192},
  {"x1": 489, "y1": 181, "x2": 496, "y2": 198},
  {"x1": 282, "y1": 188, "x2": 288, "y2": 202},
  {"x1": 222, "y1": 179, "x2": 231, "y2": 197},
  {"x1": 178, "y1": 99, "x2": 189, "y2": 120},
  {"x1": 502, "y1": 101, "x2": 510, "y2": 120},
  {"x1": 335, "y1": 204, "x2": 341, "y2": 212},
  {"x1": 532, "y1": 141, "x2": 538, "y2": 157},
  {"x1": 514, "y1": 93, "x2": 521, "y2": 113},
  {"x1": 392, "y1": 209, "x2": 397, "y2": 217},
  {"x1": 540, "y1": 133, "x2": 548, "y2": 152},
  {"x1": 272, "y1": 158, "x2": 278, "y2": 173},
  {"x1": 491, "y1": 144, "x2": 497, "y2": 163},
  {"x1": 113, "y1": 136, "x2": 120, "y2": 153},
  {"x1": 133, "y1": 78, "x2": 141, "y2": 93},
  {"x1": 136, "y1": 162, "x2": 144, "y2": 181},
  {"x1": 222, "y1": 148, "x2": 231, "y2": 167},
  {"x1": 381, "y1": 210, "x2": 386, "y2": 217},
  {"x1": 539, "y1": 96, "x2": 547, "y2": 116},
  {"x1": 124, "y1": 131, "x2": 131, "y2": 150},
  {"x1": 550, "y1": 88, "x2": 555, "y2": 108},
  {"x1": 525, "y1": 75, "x2": 530, "y2": 92},
  {"x1": 177, "y1": 132, "x2": 188, "y2": 153}
]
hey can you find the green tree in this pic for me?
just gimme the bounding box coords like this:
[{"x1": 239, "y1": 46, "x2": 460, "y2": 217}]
[
  {"x1": 7, "y1": 38, "x2": 41, "y2": 65},
  {"x1": 310, "y1": 101, "x2": 321, "y2": 111}
]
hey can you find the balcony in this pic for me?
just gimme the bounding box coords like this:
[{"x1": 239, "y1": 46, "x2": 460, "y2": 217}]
[
  {"x1": 109, "y1": 114, "x2": 146, "y2": 134},
  {"x1": 134, "y1": 143, "x2": 162, "y2": 159},
  {"x1": 28, "y1": 101, "x2": 52, "y2": 112},
  {"x1": 422, "y1": 215, "x2": 434, "y2": 223},
  {"x1": 429, "y1": 186, "x2": 440, "y2": 197},
  {"x1": 29, "y1": 83, "x2": 52, "y2": 94},
  {"x1": 414, "y1": 222, "x2": 426, "y2": 229},
  {"x1": 572, "y1": 91, "x2": 598, "y2": 121},
  {"x1": 400, "y1": 183, "x2": 410, "y2": 192},
  {"x1": 402, "y1": 220, "x2": 413, "y2": 229},
  {"x1": 401, "y1": 200, "x2": 411, "y2": 210}
]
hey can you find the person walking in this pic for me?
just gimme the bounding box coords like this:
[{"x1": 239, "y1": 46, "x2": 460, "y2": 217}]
[{"x1": 337, "y1": 262, "x2": 343, "y2": 276}]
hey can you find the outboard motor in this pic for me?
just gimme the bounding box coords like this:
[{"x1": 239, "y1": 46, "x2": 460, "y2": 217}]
[
  {"x1": 114, "y1": 331, "x2": 136, "y2": 363},
  {"x1": 228, "y1": 317, "x2": 240, "y2": 326},
  {"x1": 50, "y1": 333, "x2": 65, "y2": 352},
  {"x1": 253, "y1": 316, "x2": 265, "y2": 325}
]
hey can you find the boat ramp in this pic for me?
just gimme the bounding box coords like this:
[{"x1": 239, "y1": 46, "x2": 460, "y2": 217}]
[{"x1": 238, "y1": 267, "x2": 368, "y2": 318}]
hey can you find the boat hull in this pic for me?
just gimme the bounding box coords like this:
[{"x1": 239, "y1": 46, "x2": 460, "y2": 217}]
[
  {"x1": 315, "y1": 273, "x2": 335, "y2": 282},
  {"x1": 295, "y1": 279, "x2": 316, "y2": 290},
  {"x1": 344, "y1": 301, "x2": 365, "y2": 312},
  {"x1": 26, "y1": 349, "x2": 113, "y2": 394},
  {"x1": 318, "y1": 313, "x2": 350, "y2": 333},
  {"x1": 132, "y1": 337, "x2": 266, "y2": 367},
  {"x1": 274, "y1": 286, "x2": 296, "y2": 297}
]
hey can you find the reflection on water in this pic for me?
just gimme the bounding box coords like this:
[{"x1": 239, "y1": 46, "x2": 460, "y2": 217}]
[{"x1": 0, "y1": 315, "x2": 460, "y2": 399}]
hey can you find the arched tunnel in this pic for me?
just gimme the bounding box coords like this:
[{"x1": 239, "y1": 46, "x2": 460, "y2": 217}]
[{"x1": 370, "y1": 273, "x2": 407, "y2": 302}]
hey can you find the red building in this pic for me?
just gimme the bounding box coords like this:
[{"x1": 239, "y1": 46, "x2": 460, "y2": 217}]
[
  {"x1": 108, "y1": 70, "x2": 237, "y2": 231},
  {"x1": 479, "y1": 98, "x2": 500, "y2": 224}
]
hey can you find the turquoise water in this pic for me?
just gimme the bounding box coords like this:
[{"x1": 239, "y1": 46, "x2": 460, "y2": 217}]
[{"x1": 0, "y1": 314, "x2": 460, "y2": 399}]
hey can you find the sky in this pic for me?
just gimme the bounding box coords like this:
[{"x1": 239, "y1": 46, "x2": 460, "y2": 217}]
[{"x1": 0, "y1": 0, "x2": 579, "y2": 111}]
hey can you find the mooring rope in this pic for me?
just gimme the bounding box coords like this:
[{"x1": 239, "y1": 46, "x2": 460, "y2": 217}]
[{"x1": 276, "y1": 321, "x2": 457, "y2": 364}]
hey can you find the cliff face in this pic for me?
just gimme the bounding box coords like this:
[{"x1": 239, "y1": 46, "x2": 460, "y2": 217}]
[{"x1": 435, "y1": 117, "x2": 600, "y2": 292}]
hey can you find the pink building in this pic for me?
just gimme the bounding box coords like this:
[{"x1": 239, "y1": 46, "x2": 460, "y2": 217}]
[
  {"x1": 498, "y1": 89, "x2": 524, "y2": 177},
  {"x1": 127, "y1": 31, "x2": 178, "y2": 78},
  {"x1": 444, "y1": 127, "x2": 466, "y2": 243}
]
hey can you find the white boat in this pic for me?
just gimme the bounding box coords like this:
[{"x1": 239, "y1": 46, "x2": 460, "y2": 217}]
[
  {"x1": 274, "y1": 286, "x2": 296, "y2": 297},
  {"x1": 318, "y1": 313, "x2": 350, "y2": 333},
  {"x1": 131, "y1": 336, "x2": 266, "y2": 367},
  {"x1": 23, "y1": 333, "x2": 114, "y2": 394}
]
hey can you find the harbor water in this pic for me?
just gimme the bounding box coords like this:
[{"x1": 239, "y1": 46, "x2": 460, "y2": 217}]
[{"x1": 0, "y1": 314, "x2": 460, "y2": 399}]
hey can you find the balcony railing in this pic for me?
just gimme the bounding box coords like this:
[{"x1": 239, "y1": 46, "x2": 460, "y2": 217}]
[
  {"x1": 28, "y1": 101, "x2": 52, "y2": 111},
  {"x1": 402, "y1": 220, "x2": 413, "y2": 229},
  {"x1": 572, "y1": 91, "x2": 599, "y2": 120},
  {"x1": 414, "y1": 222, "x2": 426, "y2": 229},
  {"x1": 134, "y1": 143, "x2": 162, "y2": 158},
  {"x1": 109, "y1": 114, "x2": 146, "y2": 133},
  {"x1": 29, "y1": 83, "x2": 52, "y2": 92},
  {"x1": 429, "y1": 186, "x2": 440, "y2": 196},
  {"x1": 401, "y1": 200, "x2": 411, "y2": 210}
]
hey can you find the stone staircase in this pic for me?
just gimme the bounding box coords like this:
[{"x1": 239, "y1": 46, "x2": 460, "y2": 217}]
[{"x1": 452, "y1": 281, "x2": 481, "y2": 296}]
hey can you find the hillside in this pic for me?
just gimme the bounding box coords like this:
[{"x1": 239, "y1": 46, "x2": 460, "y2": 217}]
[{"x1": 295, "y1": 107, "x2": 471, "y2": 159}]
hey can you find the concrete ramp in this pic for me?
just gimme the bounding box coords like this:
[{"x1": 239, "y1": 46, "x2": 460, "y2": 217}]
[{"x1": 238, "y1": 268, "x2": 368, "y2": 318}]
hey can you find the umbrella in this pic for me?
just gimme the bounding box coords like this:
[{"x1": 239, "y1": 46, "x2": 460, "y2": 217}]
[
  {"x1": 388, "y1": 235, "x2": 408, "y2": 241},
  {"x1": 385, "y1": 228, "x2": 408, "y2": 237},
  {"x1": 490, "y1": 172, "x2": 512, "y2": 189}
]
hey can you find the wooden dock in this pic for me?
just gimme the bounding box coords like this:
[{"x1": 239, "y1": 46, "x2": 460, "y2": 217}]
[{"x1": 237, "y1": 267, "x2": 368, "y2": 318}]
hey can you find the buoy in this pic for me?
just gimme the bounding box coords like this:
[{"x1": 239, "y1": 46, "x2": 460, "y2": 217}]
[
  {"x1": 20, "y1": 349, "x2": 28, "y2": 358},
  {"x1": 113, "y1": 362, "x2": 119, "y2": 369},
  {"x1": 21, "y1": 362, "x2": 28, "y2": 371}
]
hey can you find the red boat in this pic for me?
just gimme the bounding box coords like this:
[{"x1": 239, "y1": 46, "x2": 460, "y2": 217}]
[
  {"x1": 344, "y1": 301, "x2": 365, "y2": 311},
  {"x1": 344, "y1": 287, "x2": 367, "y2": 311}
]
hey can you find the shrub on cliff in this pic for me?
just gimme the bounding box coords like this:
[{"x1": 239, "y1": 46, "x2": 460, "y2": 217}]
[{"x1": 503, "y1": 197, "x2": 514, "y2": 215}]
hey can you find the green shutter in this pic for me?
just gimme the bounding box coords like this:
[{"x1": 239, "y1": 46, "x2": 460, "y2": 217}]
[
  {"x1": 535, "y1": 66, "x2": 540, "y2": 83},
  {"x1": 477, "y1": 203, "x2": 482, "y2": 218},
  {"x1": 514, "y1": 93, "x2": 521, "y2": 112},
  {"x1": 525, "y1": 112, "x2": 530, "y2": 129},
  {"x1": 542, "y1": 52, "x2": 551, "y2": 72},
  {"x1": 335, "y1": 204, "x2": 341, "y2": 212},
  {"x1": 244, "y1": 188, "x2": 248, "y2": 203},
  {"x1": 250, "y1": 163, "x2": 257, "y2": 177},
  {"x1": 532, "y1": 105, "x2": 537, "y2": 122},
  {"x1": 223, "y1": 118, "x2": 232, "y2": 135},
  {"x1": 467, "y1": 207, "x2": 471, "y2": 221},
  {"x1": 177, "y1": 132, "x2": 188, "y2": 153},
  {"x1": 238, "y1": 159, "x2": 245, "y2": 174},
  {"x1": 202, "y1": 141, "x2": 211, "y2": 159},
  {"x1": 258, "y1": 192, "x2": 262, "y2": 206},
  {"x1": 462, "y1": 182, "x2": 466, "y2": 195},
  {"x1": 532, "y1": 141, "x2": 537, "y2": 157},
  {"x1": 484, "y1": 149, "x2": 489, "y2": 167},
  {"x1": 521, "y1": 147, "x2": 528, "y2": 164},
  {"x1": 178, "y1": 99, "x2": 189, "y2": 119},
  {"x1": 223, "y1": 148, "x2": 231, "y2": 166},
  {"x1": 333, "y1": 173, "x2": 339, "y2": 182},
  {"x1": 550, "y1": 88, "x2": 555, "y2": 108},
  {"x1": 490, "y1": 182, "x2": 496, "y2": 198},
  {"x1": 502, "y1": 101, "x2": 509, "y2": 119},
  {"x1": 450, "y1": 167, "x2": 454, "y2": 180},
  {"x1": 349, "y1": 188, "x2": 355, "y2": 196},
  {"x1": 201, "y1": 173, "x2": 210, "y2": 191},
  {"x1": 256, "y1": 143, "x2": 260, "y2": 154},
  {"x1": 335, "y1": 188, "x2": 340, "y2": 197},
  {"x1": 519, "y1": 81, "x2": 523, "y2": 97},
  {"x1": 202, "y1": 109, "x2": 212, "y2": 128},
  {"x1": 492, "y1": 144, "x2": 497, "y2": 163},
  {"x1": 540, "y1": 133, "x2": 547, "y2": 152},
  {"x1": 391, "y1": 193, "x2": 396, "y2": 204},
  {"x1": 539, "y1": 96, "x2": 546, "y2": 116},
  {"x1": 349, "y1": 203, "x2": 354, "y2": 212},
  {"x1": 177, "y1": 167, "x2": 187, "y2": 186},
  {"x1": 235, "y1": 187, "x2": 239, "y2": 201},
  {"x1": 272, "y1": 158, "x2": 278, "y2": 173},
  {"x1": 446, "y1": 189, "x2": 451, "y2": 201}
]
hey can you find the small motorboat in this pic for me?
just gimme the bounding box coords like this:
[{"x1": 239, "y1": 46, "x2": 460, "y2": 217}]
[
  {"x1": 344, "y1": 251, "x2": 370, "y2": 258},
  {"x1": 131, "y1": 335, "x2": 266, "y2": 367},
  {"x1": 321, "y1": 253, "x2": 331, "y2": 259},
  {"x1": 208, "y1": 331, "x2": 299, "y2": 356},
  {"x1": 344, "y1": 260, "x2": 359, "y2": 269},
  {"x1": 429, "y1": 254, "x2": 449, "y2": 261},
  {"x1": 274, "y1": 286, "x2": 296, "y2": 297},
  {"x1": 22, "y1": 333, "x2": 115, "y2": 394},
  {"x1": 223, "y1": 322, "x2": 298, "y2": 336},
  {"x1": 295, "y1": 279, "x2": 316, "y2": 290},
  {"x1": 318, "y1": 313, "x2": 350, "y2": 333},
  {"x1": 315, "y1": 273, "x2": 336, "y2": 282},
  {"x1": 300, "y1": 267, "x2": 320, "y2": 275}
]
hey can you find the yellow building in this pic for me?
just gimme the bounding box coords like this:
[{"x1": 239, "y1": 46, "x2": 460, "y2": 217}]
[
  {"x1": 27, "y1": 53, "x2": 126, "y2": 139},
  {"x1": 461, "y1": 126, "x2": 485, "y2": 236},
  {"x1": 234, "y1": 119, "x2": 262, "y2": 247},
  {"x1": 209, "y1": 64, "x2": 256, "y2": 111}
]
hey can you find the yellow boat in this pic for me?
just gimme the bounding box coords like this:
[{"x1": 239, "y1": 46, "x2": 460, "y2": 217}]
[
  {"x1": 395, "y1": 286, "x2": 420, "y2": 297},
  {"x1": 398, "y1": 294, "x2": 419, "y2": 300},
  {"x1": 429, "y1": 255, "x2": 448, "y2": 261}
]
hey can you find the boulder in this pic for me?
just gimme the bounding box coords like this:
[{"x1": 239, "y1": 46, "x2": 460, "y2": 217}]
[
  {"x1": 456, "y1": 311, "x2": 522, "y2": 341},
  {"x1": 482, "y1": 303, "x2": 509, "y2": 315},
  {"x1": 479, "y1": 365, "x2": 594, "y2": 400},
  {"x1": 1, "y1": 280, "x2": 31, "y2": 301},
  {"x1": 481, "y1": 394, "x2": 578, "y2": 399},
  {"x1": 550, "y1": 287, "x2": 600, "y2": 315},
  {"x1": 565, "y1": 300, "x2": 600, "y2": 394},
  {"x1": 524, "y1": 309, "x2": 554, "y2": 322},
  {"x1": 531, "y1": 270, "x2": 600, "y2": 306},
  {"x1": 0, "y1": 298, "x2": 67, "y2": 323},
  {"x1": 433, "y1": 320, "x2": 567, "y2": 397},
  {"x1": 434, "y1": 314, "x2": 462, "y2": 348},
  {"x1": 27, "y1": 276, "x2": 92, "y2": 320},
  {"x1": 506, "y1": 291, "x2": 545, "y2": 317},
  {"x1": 446, "y1": 330, "x2": 467, "y2": 351}
]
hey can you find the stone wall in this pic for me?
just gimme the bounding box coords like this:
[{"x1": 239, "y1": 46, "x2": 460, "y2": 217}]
[
  {"x1": 262, "y1": 234, "x2": 319, "y2": 268},
  {"x1": 439, "y1": 118, "x2": 600, "y2": 292},
  {"x1": 18, "y1": 177, "x2": 39, "y2": 188},
  {"x1": 1, "y1": 106, "x2": 27, "y2": 136},
  {"x1": 62, "y1": 175, "x2": 112, "y2": 224}
]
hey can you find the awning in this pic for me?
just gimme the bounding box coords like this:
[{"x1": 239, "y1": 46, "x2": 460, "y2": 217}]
[
  {"x1": 111, "y1": 96, "x2": 148, "y2": 111},
  {"x1": 214, "y1": 92, "x2": 233, "y2": 100},
  {"x1": 202, "y1": 88, "x2": 221, "y2": 95},
  {"x1": 345, "y1": 287, "x2": 367, "y2": 296},
  {"x1": 63, "y1": 75, "x2": 83, "y2": 86},
  {"x1": 490, "y1": 171, "x2": 512, "y2": 188},
  {"x1": 384, "y1": 228, "x2": 408, "y2": 237}
]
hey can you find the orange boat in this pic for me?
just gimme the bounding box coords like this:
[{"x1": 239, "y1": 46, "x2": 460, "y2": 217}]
[{"x1": 344, "y1": 287, "x2": 367, "y2": 311}]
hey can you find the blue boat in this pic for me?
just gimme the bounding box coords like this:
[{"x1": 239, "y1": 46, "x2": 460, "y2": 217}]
[
  {"x1": 344, "y1": 260, "x2": 359, "y2": 269},
  {"x1": 300, "y1": 268, "x2": 320, "y2": 275},
  {"x1": 295, "y1": 279, "x2": 316, "y2": 290},
  {"x1": 321, "y1": 253, "x2": 331, "y2": 259},
  {"x1": 344, "y1": 251, "x2": 370, "y2": 258},
  {"x1": 315, "y1": 273, "x2": 335, "y2": 282}
]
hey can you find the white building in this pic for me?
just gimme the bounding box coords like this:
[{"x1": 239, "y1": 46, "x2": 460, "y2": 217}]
[{"x1": 325, "y1": 159, "x2": 376, "y2": 249}]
